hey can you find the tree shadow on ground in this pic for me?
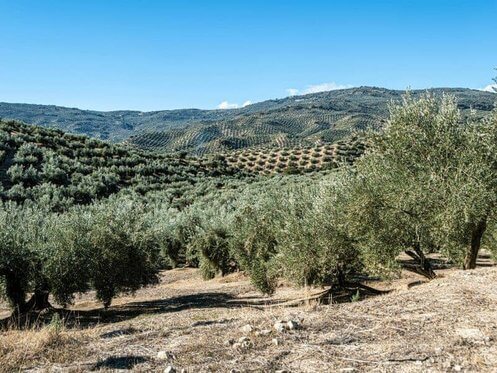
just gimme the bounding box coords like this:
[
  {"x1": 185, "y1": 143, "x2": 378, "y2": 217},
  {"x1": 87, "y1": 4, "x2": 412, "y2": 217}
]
[
  {"x1": 1, "y1": 291, "x2": 302, "y2": 329},
  {"x1": 92, "y1": 355, "x2": 148, "y2": 370},
  {"x1": 4, "y1": 252, "x2": 494, "y2": 330}
]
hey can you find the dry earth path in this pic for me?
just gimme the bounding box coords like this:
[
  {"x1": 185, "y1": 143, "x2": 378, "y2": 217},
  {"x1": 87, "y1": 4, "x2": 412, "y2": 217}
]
[{"x1": 1, "y1": 264, "x2": 497, "y2": 372}]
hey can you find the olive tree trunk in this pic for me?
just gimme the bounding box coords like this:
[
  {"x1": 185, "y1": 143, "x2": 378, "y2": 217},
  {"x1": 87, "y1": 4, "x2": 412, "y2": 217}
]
[
  {"x1": 463, "y1": 219, "x2": 487, "y2": 270},
  {"x1": 24, "y1": 288, "x2": 51, "y2": 311},
  {"x1": 4, "y1": 271, "x2": 27, "y2": 314},
  {"x1": 4, "y1": 272, "x2": 51, "y2": 314}
]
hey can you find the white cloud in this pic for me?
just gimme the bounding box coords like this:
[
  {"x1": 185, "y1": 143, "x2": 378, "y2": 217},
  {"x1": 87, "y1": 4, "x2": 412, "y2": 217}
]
[
  {"x1": 481, "y1": 84, "x2": 497, "y2": 93},
  {"x1": 286, "y1": 88, "x2": 299, "y2": 96},
  {"x1": 286, "y1": 82, "x2": 353, "y2": 97},
  {"x1": 217, "y1": 101, "x2": 240, "y2": 109},
  {"x1": 303, "y1": 82, "x2": 353, "y2": 94},
  {"x1": 217, "y1": 100, "x2": 254, "y2": 109}
]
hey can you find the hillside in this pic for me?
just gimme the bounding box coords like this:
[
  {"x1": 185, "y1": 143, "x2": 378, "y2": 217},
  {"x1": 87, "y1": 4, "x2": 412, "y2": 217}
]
[
  {"x1": 0, "y1": 118, "x2": 367, "y2": 211},
  {"x1": 1, "y1": 88, "x2": 494, "y2": 154},
  {"x1": 0, "y1": 119, "x2": 248, "y2": 210},
  {"x1": 221, "y1": 136, "x2": 366, "y2": 175},
  {"x1": 126, "y1": 87, "x2": 495, "y2": 154},
  {"x1": 2, "y1": 263, "x2": 496, "y2": 372}
]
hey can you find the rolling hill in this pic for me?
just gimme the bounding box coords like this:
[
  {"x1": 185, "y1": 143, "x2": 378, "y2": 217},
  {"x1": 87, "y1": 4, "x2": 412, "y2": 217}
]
[
  {"x1": 0, "y1": 119, "x2": 249, "y2": 210},
  {"x1": 0, "y1": 87, "x2": 494, "y2": 155}
]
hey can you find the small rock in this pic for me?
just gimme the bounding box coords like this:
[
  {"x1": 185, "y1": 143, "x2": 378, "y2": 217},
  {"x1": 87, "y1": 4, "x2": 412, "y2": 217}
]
[
  {"x1": 340, "y1": 368, "x2": 356, "y2": 372},
  {"x1": 456, "y1": 328, "x2": 488, "y2": 343},
  {"x1": 257, "y1": 329, "x2": 272, "y2": 336},
  {"x1": 274, "y1": 321, "x2": 286, "y2": 333},
  {"x1": 442, "y1": 361, "x2": 451, "y2": 369},
  {"x1": 241, "y1": 324, "x2": 254, "y2": 333},
  {"x1": 157, "y1": 350, "x2": 172, "y2": 361},
  {"x1": 287, "y1": 320, "x2": 299, "y2": 330},
  {"x1": 235, "y1": 336, "x2": 253, "y2": 349},
  {"x1": 272, "y1": 338, "x2": 280, "y2": 346},
  {"x1": 232, "y1": 342, "x2": 241, "y2": 349},
  {"x1": 164, "y1": 366, "x2": 176, "y2": 373},
  {"x1": 453, "y1": 365, "x2": 462, "y2": 372},
  {"x1": 224, "y1": 338, "x2": 236, "y2": 346}
]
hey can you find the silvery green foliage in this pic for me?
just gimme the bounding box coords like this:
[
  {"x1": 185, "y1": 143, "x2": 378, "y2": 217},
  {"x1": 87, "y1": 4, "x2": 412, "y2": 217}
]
[
  {"x1": 83, "y1": 197, "x2": 161, "y2": 307},
  {"x1": 0, "y1": 202, "x2": 42, "y2": 308},
  {"x1": 434, "y1": 107, "x2": 497, "y2": 265},
  {"x1": 273, "y1": 171, "x2": 360, "y2": 287},
  {"x1": 0, "y1": 196, "x2": 161, "y2": 311},
  {"x1": 228, "y1": 187, "x2": 284, "y2": 293},
  {"x1": 351, "y1": 93, "x2": 497, "y2": 270}
]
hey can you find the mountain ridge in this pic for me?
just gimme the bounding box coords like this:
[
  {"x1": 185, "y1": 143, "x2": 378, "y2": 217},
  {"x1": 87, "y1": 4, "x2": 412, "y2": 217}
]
[{"x1": 1, "y1": 87, "x2": 494, "y2": 154}]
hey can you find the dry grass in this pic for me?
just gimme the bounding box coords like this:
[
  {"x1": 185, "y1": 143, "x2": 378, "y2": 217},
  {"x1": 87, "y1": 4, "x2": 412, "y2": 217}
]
[
  {"x1": 0, "y1": 317, "x2": 94, "y2": 372},
  {"x1": 1, "y1": 264, "x2": 497, "y2": 372}
]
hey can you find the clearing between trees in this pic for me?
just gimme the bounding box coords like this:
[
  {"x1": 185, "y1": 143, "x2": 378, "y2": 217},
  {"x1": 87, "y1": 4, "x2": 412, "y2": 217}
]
[{"x1": 1, "y1": 257, "x2": 496, "y2": 372}]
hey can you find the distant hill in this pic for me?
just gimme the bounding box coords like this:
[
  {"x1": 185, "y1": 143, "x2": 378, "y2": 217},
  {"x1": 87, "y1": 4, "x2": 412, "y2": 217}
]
[
  {"x1": 0, "y1": 119, "x2": 247, "y2": 209},
  {"x1": 220, "y1": 136, "x2": 366, "y2": 175},
  {"x1": 1, "y1": 87, "x2": 494, "y2": 154}
]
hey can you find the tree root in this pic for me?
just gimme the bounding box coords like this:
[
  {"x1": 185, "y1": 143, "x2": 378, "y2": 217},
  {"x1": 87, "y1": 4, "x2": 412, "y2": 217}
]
[
  {"x1": 263, "y1": 281, "x2": 389, "y2": 308},
  {"x1": 404, "y1": 249, "x2": 437, "y2": 279}
]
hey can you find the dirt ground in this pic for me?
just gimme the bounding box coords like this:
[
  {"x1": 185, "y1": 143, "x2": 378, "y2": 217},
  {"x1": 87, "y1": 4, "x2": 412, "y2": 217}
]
[{"x1": 1, "y1": 259, "x2": 497, "y2": 372}]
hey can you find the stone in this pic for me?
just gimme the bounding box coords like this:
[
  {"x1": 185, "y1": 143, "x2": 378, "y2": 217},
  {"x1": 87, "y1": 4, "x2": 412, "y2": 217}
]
[
  {"x1": 157, "y1": 350, "x2": 172, "y2": 361},
  {"x1": 456, "y1": 328, "x2": 488, "y2": 343},
  {"x1": 224, "y1": 338, "x2": 236, "y2": 346},
  {"x1": 234, "y1": 336, "x2": 253, "y2": 349},
  {"x1": 274, "y1": 321, "x2": 286, "y2": 333},
  {"x1": 272, "y1": 338, "x2": 280, "y2": 346},
  {"x1": 287, "y1": 320, "x2": 299, "y2": 330},
  {"x1": 241, "y1": 324, "x2": 254, "y2": 333},
  {"x1": 164, "y1": 366, "x2": 176, "y2": 373},
  {"x1": 257, "y1": 329, "x2": 272, "y2": 336},
  {"x1": 453, "y1": 365, "x2": 462, "y2": 372}
]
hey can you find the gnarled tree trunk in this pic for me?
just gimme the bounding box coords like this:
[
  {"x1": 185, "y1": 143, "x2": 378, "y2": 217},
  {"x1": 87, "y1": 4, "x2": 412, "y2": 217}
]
[
  {"x1": 463, "y1": 219, "x2": 487, "y2": 270},
  {"x1": 24, "y1": 288, "x2": 51, "y2": 311},
  {"x1": 405, "y1": 243, "x2": 436, "y2": 279},
  {"x1": 4, "y1": 272, "x2": 51, "y2": 315},
  {"x1": 4, "y1": 271, "x2": 27, "y2": 314}
]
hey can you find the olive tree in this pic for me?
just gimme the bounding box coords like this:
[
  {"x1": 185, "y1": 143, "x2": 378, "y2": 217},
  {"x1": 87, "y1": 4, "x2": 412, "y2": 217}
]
[
  {"x1": 274, "y1": 172, "x2": 361, "y2": 288},
  {"x1": 351, "y1": 93, "x2": 497, "y2": 272},
  {"x1": 433, "y1": 108, "x2": 497, "y2": 268},
  {"x1": 0, "y1": 203, "x2": 42, "y2": 313},
  {"x1": 228, "y1": 188, "x2": 284, "y2": 294},
  {"x1": 0, "y1": 196, "x2": 162, "y2": 315}
]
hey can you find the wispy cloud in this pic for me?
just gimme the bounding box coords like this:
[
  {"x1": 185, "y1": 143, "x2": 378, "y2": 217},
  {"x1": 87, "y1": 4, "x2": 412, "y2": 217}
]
[
  {"x1": 286, "y1": 82, "x2": 353, "y2": 96},
  {"x1": 286, "y1": 88, "x2": 299, "y2": 96},
  {"x1": 217, "y1": 101, "x2": 239, "y2": 109},
  {"x1": 217, "y1": 100, "x2": 253, "y2": 109},
  {"x1": 481, "y1": 84, "x2": 497, "y2": 93}
]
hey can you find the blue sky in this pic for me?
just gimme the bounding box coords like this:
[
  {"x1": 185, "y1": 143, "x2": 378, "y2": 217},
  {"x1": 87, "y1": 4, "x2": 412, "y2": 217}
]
[{"x1": 0, "y1": 0, "x2": 496, "y2": 111}]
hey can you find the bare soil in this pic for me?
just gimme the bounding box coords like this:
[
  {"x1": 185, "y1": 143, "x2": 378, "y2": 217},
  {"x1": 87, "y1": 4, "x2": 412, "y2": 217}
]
[{"x1": 1, "y1": 259, "x2": 497, "y2": 372}]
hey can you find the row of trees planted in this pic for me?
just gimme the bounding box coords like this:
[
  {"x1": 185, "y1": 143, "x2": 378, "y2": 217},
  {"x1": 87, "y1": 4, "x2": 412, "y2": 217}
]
[{"x1": 1, "y1": 93, "x2": 496, "y2": 316}]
